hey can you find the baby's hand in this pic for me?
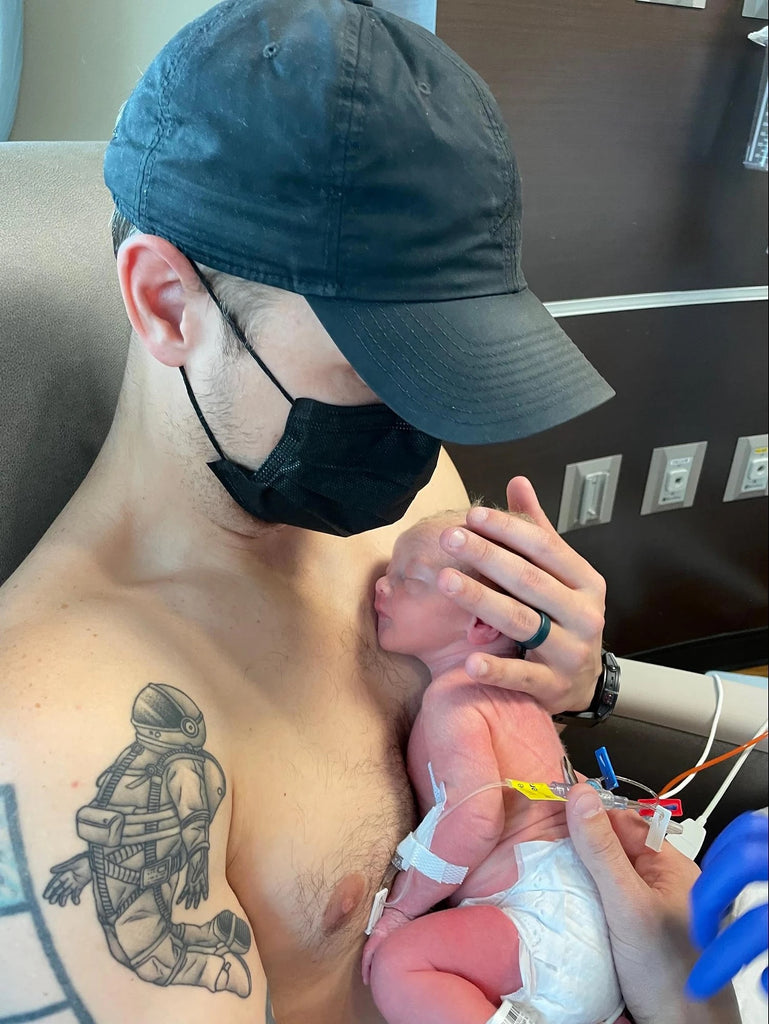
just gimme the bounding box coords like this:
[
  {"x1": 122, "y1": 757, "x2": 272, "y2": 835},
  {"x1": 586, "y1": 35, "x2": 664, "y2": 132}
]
[{"x1": 361, "y1": 907, "x2": 412, "y2": 985}]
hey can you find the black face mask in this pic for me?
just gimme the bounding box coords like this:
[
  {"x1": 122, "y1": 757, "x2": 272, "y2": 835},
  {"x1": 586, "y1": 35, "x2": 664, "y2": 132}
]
[{"x1": 180, "y1": 272, "x2": 440, "y2": 537}]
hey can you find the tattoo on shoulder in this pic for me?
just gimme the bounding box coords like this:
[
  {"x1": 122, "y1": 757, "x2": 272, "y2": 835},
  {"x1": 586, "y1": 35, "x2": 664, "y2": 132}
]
[
  {"x1": 1, "y1": 783, "x2": 96, "y2": 1022},
  {"x1": 266, "y1": 988, "x2": 277, "y2": 1023},
  {"x1": 42, "y1": 683, "x2": 254, "y2": 998}
]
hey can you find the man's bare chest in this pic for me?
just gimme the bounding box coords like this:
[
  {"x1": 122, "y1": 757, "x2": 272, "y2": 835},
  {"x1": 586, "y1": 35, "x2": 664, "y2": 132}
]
[
  {"x1": 207, "y1": 593, "x2": 427, "y2": 1019},
  {"x1": 226, "y1": 629, "x2": 420, "y2": 931}
]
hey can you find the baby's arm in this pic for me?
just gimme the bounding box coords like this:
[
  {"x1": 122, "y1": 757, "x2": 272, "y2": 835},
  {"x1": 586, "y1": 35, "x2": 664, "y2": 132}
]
[
  {"x1": 362, "y1": 678, "x2": 504, "y2": 984},
  {"x1": 388, "y1": 678, "x2": 504, "y2": 920}
]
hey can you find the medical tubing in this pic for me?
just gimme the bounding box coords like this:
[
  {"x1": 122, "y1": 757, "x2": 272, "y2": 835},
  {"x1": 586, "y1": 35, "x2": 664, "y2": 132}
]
[
  {"x1": 385, "y1": 772, "x2": 663, "y2": 909},
  {"x1": 659, "y1": 727, "x2": 769, "y2": 797},
  {"x1": 546, "y1": 780, "x2": 633, "y2": 809},
  {"x1": 383, "y1": 777, "x2": 642, "y2": 911},
  {"x1": 612, "y1": 776, "x2": 658, "y2": 799},
  {"x1": 662, "y1": 672, "x2": 724, "y2": 799},
  {"x1": 384, "y1": 781, "x2": 510, "y2": 909},
  {"x1": 383, "y1": 764, "x2": 691, "y2": 911},
  {"x1": 696, "y1": 719, "x2": 768, "y2": 827}
]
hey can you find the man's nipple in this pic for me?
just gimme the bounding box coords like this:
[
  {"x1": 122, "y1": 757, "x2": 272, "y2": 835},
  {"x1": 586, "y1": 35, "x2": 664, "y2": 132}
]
[{"x1": 321, "y1": 872, "x2": 367, "y2": 936}]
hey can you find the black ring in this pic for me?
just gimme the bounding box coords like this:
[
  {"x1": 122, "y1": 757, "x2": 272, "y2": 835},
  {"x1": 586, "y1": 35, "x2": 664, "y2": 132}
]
[{"x1": 519, "y1": 610, "x2": 552, "y2": 650}]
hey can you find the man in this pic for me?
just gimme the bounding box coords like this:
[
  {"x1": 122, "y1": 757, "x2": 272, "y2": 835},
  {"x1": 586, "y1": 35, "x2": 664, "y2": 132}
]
[{"x1": 0, "y1": 2, "x2": 617, "y2": 1022}]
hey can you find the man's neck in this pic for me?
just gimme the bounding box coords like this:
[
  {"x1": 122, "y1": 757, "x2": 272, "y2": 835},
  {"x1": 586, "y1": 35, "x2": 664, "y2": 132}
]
[{"x1": 56, "y1": 403, "x2": 328, "y2": 586}]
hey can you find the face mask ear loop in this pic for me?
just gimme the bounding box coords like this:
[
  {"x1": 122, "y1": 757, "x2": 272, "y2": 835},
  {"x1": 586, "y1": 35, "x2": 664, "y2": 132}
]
[
  {"x1": 179, "y1": 366, "x2": 227, "y2": 459},
  {"x1": 188, "y1": 259, "x2": 295, "y2": 406}
]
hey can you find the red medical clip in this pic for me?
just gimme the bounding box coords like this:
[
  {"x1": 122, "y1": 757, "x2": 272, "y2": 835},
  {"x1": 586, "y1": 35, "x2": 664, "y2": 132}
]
[{"x1": 637, "y1": 798, "x2": 683, "y2": 818}]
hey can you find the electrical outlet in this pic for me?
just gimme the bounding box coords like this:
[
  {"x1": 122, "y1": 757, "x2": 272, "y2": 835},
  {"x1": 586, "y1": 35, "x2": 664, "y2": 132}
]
[
  {"x1": 636, "y1": 0, "x2": 706, "y2": 8},
  {"x1": 557, "y1": 455, "x2": 622, "y2": 533},
  {"x1": 723, "y1": 434, "x2": 769, "y2": 502},
  {"x1": 641, "y1": 442, "x2": 707, "y2": 515},
  {"x1": 742, "y1": 0, "x2": 768, "y2": 19}
]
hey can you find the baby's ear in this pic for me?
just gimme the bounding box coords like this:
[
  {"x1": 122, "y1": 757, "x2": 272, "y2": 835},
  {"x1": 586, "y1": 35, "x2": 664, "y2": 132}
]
[{"x1": 466, "y1": 617, "x2": 502, "y2": 646}]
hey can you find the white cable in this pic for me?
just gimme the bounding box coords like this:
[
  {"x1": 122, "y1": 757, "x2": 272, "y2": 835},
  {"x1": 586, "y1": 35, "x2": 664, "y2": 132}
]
[
  {"x1": 663, "y1": 672, "x2": 725, "y2": 798},
  {"x1": 696, "y1": 717, "x2": 769, "y2": 828}
]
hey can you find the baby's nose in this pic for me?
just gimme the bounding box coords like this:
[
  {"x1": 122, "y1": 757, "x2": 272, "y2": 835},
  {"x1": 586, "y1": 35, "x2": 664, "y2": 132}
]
[{"x1": 375, "y1": 576, "x2": 389, "y2": 596}]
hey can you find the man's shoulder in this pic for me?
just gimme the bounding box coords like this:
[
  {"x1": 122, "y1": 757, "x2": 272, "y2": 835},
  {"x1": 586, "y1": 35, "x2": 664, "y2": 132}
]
[
  {"x1": 1, "y1": 590, "x2": 140, "y2": 687},
  {"x1": 0, "y1": 588, "x2": 206, "y2": 744}
]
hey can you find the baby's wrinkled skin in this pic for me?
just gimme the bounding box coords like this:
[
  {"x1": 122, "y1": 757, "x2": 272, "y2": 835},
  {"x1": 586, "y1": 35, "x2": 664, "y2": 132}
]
[
  {"x1": 373, "y1": 516, "x2": 516, "y2": 675},
  {"x1": 364, "y1": 514, "x2": 579, "y2": 1016}
]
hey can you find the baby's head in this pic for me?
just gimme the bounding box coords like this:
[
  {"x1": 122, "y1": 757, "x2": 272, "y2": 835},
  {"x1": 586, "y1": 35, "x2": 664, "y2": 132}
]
[{"x1": 374, "y1": 508, "x2": 522, "y2": 673}]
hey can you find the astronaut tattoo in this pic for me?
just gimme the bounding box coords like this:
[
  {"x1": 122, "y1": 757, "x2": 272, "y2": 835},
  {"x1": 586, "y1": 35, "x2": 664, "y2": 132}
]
[{"x1": 43, "y1": 683, "x2": 253, "y2": 997}]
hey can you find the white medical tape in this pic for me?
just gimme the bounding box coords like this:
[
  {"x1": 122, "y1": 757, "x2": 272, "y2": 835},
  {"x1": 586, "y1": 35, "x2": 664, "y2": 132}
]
[
  {"x1": 394, "y1": 760, "x2": 468, "y2": 884},
  {"x1": 603, "y1": 1003, "x2": 628, "y2": 1024},
  {"x1": 394, "y1": 832, "x2": 468, "y2": 884},
  {"x1": 427, "y1": 761, "x2": 443, "y2": 802},
  {"x1": 364, "y1": 888, "x2": 388, "y2": 935},
  {"x1": 645, "y1": 804, "x2": 673, "y2": 852},
  {"x1": 413, "y1": 801, "x2": 443, "y2": 848}
]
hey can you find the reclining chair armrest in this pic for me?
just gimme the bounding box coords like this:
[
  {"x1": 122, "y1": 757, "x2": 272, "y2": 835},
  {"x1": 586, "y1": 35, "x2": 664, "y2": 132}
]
[{"x1": 615, "y1": 658, "x2": 768, "y2": 752}]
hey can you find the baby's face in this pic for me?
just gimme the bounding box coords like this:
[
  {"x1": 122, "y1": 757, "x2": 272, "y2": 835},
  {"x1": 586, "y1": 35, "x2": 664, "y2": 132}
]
[{"x1": 374, "y1": 526, "x2": 467, "y2": 658}]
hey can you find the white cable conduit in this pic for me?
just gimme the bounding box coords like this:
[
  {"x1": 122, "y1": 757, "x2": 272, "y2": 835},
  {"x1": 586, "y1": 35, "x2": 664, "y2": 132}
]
[
  {"x1": 546, "y1": 286, "x2": 768, "y2": 319},
  {"x1": 615, "y1": 658, "x2": 768, "y2": 753}
]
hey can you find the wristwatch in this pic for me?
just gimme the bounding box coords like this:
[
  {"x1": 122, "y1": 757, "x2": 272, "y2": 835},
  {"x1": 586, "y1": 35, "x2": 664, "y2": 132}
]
[{"x1": 554, "y1": 650, "x2": 621, "y2": 727}]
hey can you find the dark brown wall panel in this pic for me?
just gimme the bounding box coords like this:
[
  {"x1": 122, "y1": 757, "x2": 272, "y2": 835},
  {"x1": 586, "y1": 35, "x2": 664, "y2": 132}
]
[
  {"x1": 446, "y1": 301, "x2": 768, "y2": 656},
  {"x1": 438, "y1": 0, "x2": 768, "y2": 662},
  {"x1": 438, "y1": 0, "x2": 768, "y2": 299}
]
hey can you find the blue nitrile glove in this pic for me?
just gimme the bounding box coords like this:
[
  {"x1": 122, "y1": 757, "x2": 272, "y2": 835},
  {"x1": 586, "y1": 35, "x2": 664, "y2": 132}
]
[{"x1": 687, "y1": 810, "x2": 768, "y2": 1000}]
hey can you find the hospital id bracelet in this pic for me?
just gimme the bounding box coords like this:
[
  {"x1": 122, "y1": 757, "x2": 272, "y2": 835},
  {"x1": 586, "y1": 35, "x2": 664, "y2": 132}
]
[{"x1": 554, "y1": 650, "x2": 620, "y2": 727}]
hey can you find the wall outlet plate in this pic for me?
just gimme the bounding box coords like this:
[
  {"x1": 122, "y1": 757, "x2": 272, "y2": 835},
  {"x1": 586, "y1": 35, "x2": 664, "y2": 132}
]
[
  {"x1": 742, "y1": 0, "x2": 768, "y2": 19},
  {"x1": 557, "y1": 455, "x2": 622, "y2": 533},
  {"x1": 636, "y1": 0, "x2": 706, "y2": 8},
  {"x1": 641, "y1": 442, "x2": 707, "y2": 515},
  {"x1": 723, "y1": 434, "x2": 769, "y2": 502}
]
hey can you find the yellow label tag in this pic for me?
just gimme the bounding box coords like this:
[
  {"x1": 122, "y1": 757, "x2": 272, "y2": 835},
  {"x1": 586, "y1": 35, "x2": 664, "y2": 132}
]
[{"x1": 506, "y1": 780, "x2": 566, "y2": 802}]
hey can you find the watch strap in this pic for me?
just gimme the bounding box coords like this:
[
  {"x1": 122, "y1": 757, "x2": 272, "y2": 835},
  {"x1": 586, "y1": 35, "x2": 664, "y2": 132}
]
[{"x1": 554, "y1": 650, "x2": 621, "y2": 727}]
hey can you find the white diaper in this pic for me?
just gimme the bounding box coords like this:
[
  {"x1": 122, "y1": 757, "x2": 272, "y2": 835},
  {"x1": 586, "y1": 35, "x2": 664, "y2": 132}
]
[{"x1": 459, "y1": 839, "x2": 624, "y2": 1024}]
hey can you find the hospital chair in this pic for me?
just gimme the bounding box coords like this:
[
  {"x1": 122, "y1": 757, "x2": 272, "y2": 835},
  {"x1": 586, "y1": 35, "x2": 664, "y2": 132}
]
[{"x1": 1, "y1": 141, "x2": 766, "y2": 857}]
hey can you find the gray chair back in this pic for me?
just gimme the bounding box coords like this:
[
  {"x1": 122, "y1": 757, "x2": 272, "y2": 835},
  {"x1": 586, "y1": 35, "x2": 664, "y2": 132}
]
[{"x1": 0, "y1": 142, "x2": 130, "y2": 583}]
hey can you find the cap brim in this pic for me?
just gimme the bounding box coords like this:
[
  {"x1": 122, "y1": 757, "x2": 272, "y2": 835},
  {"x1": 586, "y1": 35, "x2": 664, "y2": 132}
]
[{"x1": 306, "y1": 287, "x2": 615, "y2": 444}]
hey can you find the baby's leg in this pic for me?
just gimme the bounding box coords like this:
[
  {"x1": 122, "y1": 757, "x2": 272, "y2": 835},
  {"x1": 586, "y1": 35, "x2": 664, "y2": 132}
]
[{"x1": 369, "y1": 905, "x2": 521, "y2": 1024}]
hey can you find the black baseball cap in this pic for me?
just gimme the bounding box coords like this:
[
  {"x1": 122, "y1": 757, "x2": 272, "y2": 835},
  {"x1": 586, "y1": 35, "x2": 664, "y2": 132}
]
[{"x1": 104, "y1": 0, "x2": 614, "y2": 444}]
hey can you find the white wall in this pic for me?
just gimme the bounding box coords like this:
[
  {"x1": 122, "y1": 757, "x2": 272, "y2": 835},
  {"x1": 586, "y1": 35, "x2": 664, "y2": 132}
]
[{"x1": 10, "y1": 0, "x2": 215, "y2": 141}]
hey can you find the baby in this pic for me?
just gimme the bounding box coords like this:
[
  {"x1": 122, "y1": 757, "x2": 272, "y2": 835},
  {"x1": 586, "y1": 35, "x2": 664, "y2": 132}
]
[{"x1": 363, "y1": 510, "x2": 628, "y2": 1024}]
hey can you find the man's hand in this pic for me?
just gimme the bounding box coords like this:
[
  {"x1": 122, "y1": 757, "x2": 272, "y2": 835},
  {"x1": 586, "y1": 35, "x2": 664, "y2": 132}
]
[
  {"x1": 437, "y1": 476, "x2": 604, "y2": 714},
  {"x1": 177, "y1": 847, "x2": 210, "y2": 910},
  {"x1": 361, "y1": 907, "x2": 412, "y2": 986},
  {"x1": 565, "y1": 784, "x2": 741, "y2": 1024},
  {"x1": 43, "y1": 853, "x2": 92, "y2": 907}
]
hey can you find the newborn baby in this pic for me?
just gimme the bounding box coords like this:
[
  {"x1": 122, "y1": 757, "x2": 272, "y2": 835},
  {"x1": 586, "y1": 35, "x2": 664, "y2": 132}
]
[{"x1": 363, "y1": 510, "x2": 628, "y2": 1024}]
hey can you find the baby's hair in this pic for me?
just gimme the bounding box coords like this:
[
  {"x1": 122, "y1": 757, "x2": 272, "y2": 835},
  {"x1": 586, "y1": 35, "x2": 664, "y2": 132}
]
[{"x1": 408, "y1": 500, "x2": 535, "y2": 591}]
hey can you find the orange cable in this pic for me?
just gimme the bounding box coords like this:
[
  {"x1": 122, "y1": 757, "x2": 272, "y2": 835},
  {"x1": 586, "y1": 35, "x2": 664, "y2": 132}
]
[{"x1": 658, "y1": 731, "x2": 769, "y2": 797}]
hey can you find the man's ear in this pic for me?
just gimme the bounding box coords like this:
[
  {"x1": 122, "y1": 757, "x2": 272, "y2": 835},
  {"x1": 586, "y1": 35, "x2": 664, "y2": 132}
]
[
  {"x1": 117, "y1": 234, "x2": 205, "y2": 367},
  {"x1": 466, "y1": 617, "x2": 502, "y2": 646}
]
